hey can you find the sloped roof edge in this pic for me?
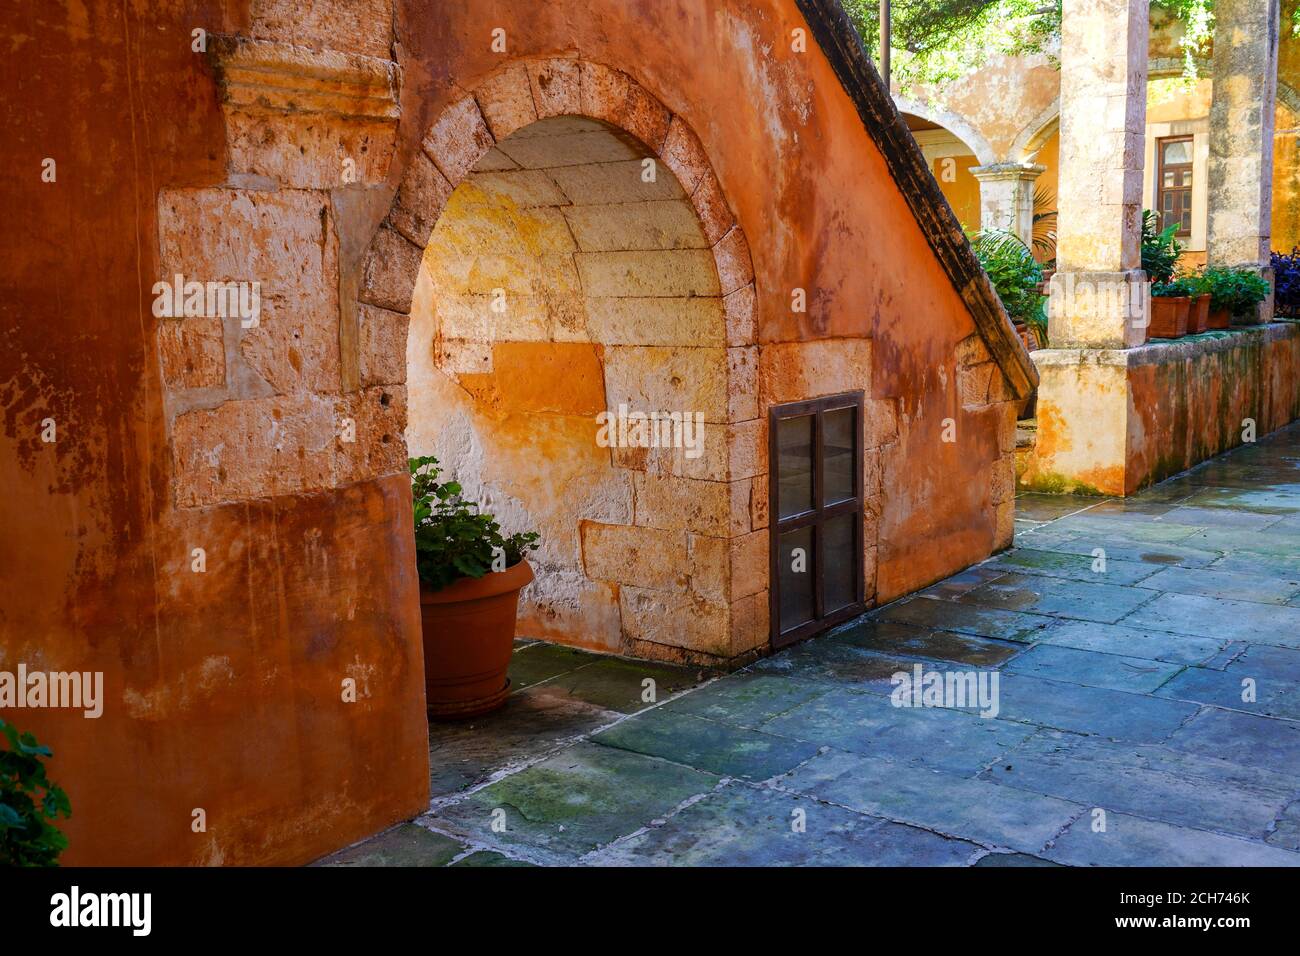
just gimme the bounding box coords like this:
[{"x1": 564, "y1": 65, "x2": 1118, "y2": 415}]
[{"x1": 795, "y1": 0, "x2": 1039, "y2": 400}]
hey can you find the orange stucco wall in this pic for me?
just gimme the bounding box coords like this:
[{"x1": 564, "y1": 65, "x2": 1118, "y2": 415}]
[{"x1": 1, "y1": 0, "x2": 1020, "y2": 866}]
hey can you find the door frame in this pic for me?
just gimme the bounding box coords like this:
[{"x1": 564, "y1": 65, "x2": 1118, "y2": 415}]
[{"x1": 767, "y1": 391, "x2": 866, "y2": 649}]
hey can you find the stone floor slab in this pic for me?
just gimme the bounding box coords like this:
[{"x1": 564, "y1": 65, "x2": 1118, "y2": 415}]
[
  {"x1": 316, "y1": 824, "x2": 466, "y2": 867},
  {"x1": 995, "y1": 673, "x2": 1199, "y2": 741},
  {"x1": 658, "y1": 672, "x2": 831, "y2": 728},
  {"x1": 760, "y1": 687, "x2": 1034, "y2": 775},
  {"x1": 915, "y1": 565, "x2": 1009, "y2": 600},
  {"x1": 428, "y1": 742, "x2": 721, "y2": 863},
  {"x1": 1137, "y1": 565, "x2": 1300, "y2": 605},
  {"x1": 983, "y1": 548, "x2": 1163, "y2": 586},
  {"x1": 1003, "y1": 644, "x2": 1182, "y2": 694},
  {"x1": 428, "y1": 684, "x2": 618, "y2": 798},
  {"x1": 1160, "y1": 505, "x2": 1285, "y2": 530},
  {"x1": 1155, "y1": 667, "x2": 1300, "y2": 720},
  {"x1": 591, "y1": 708, "x2": 821, "y2": 780},
  {"x1": 829, "y1": 618, "x2": 1023, "y2": 667},
  {"x1": 1166, "y1": 708, "x2": 1300, "y2": 781},
  {"x1": 507, "y1": 642, "x2": 603, "y2": 690},
  {"x1": 1034, "y1": 619, "x2": 1224, "y2": 665},
  {"x1": 876, "y1": 596, "x2": 1058, "y2": 643},
  {"x1": 449, "y1": 850, "x2": 536, "y2": 867},
  {"x1": 587, "y1": 782, "x2": 978, "y2": 866},
  {"x1": 972, "y1": 851, "x2": 1062, "y2": 866},
  {"x1": 957, "y1": 572, "x2": 1157, "y2": 624},
  {"x1": 980, "y1": 732, "x2": 1293, "y2": 839},
  {"x1": 525, "y1": 656, "x2": 710, "y2": 714},
  {"x1": 1123, "y1": 592, "x2": 1300, "y2": 648},
  {"x1": 1013, "y1": 493, "x2": 1102, "y2": 522},
  {"x1": 747, "y1": 641, "x2": 920, "y2": 694},
  {"x1": 1045, "y1": 811, "x2": 1300, "y2": 867},
  {"x1": 1015, "y1": 530, "x2": 1224, "y2": 569},
  {"x1": 1226, "y1": 644, "x2": 1300, "y2": 683},
  {"x1": 779, "y1": 749, "x2": 1082, "y2": 854}
]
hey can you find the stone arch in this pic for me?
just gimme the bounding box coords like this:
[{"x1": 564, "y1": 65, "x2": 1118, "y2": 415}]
[
  {"x1": 893, "y1": 94, "x2": 997, "y2": 166},
  {"x1": 357, "y1": 59, "x2": 754, "y2": 336},
  {"x1": 1010, "y1": 99, "x2": 1059, "y2": 164},
  {"x1": 355, "y1": 58, "x2": 761, "y2": 663}
]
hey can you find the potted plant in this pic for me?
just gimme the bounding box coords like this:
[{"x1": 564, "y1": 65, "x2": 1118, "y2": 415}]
[
  {"x1": 1181, "y1": 273, "x2": 1211, "y2": 334},
  {"x1": 1151, "y1": 281, "x2": 1191, "y2": 338},
  {"x1": 1141, "y1": 211, "x2": 1187, "y2": 338},
  {"x1": 1203, "y1": 266, "x2": 1271, "y2": 328},
  {"x1": 411, "y1": 456, "x2": 538, "y2": 719}
]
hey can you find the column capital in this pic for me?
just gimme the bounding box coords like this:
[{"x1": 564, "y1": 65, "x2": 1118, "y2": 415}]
[{"x1": 969, "y1": 162, "x2": 1046, "y2": 184}]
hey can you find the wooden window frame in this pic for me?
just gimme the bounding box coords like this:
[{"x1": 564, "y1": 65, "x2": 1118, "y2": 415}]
[
  {"x1": 767, "y1": 391, "x2": 866, "y2": 649},
  {"x1": 1156, "y1": 135, "x2": 1194, "y2": 239}
]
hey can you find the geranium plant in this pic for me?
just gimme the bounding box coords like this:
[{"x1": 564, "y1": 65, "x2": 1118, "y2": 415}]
[
  {"x1": 1202, "y1": 267, "x2": 1271, "y2": 318},
  {"x1": 411, "y1": 456, "x2": 539, "y2": 592}
]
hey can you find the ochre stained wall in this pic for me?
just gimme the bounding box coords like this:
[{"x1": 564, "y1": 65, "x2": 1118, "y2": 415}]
[
  {"x1": 932, "y1": 153, "x2": 982, "y2": 232},
  {"x1": 0, "y1": 0, "x2": 1023, "y2": 866}
]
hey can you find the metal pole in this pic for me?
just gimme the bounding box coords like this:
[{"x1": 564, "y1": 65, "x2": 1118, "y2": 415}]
[{"x1": 880, "y1": 0, "x2": 891, "y2": 88}]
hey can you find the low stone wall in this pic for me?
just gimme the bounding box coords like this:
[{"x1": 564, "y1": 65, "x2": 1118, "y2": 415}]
[{"x1": 1022, "y1": 321, "x2": 1300, "y2": 496}]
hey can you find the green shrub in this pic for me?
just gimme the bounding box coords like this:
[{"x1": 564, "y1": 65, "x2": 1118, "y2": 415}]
[
  {"x1": 1153, "y1": 275, "x2": 1197, "y2": 298},
  {"x1": 1201, "y1": 267, "x2": 1271, "y2": 316},
  {"x1": 0, "y1": 719, "x2": 71, "y2": 867},
  {"x1": 1141, "y1": 210, "x2": 1183, "y2": 287},
  {"x1": 411, "y1": 456, "x2": 539, "y2": 592},
  {"x1": 970, "y1": 229, "x2": 1047, "y2": 346}
]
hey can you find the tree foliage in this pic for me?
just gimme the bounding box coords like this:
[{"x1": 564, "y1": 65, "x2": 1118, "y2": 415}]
[{"x1": 841, "y1": 0, "x2": 1288, "y2": 95}]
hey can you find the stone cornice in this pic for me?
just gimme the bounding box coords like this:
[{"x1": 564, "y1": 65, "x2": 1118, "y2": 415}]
[{"x1": 211, "y1": 36, "x2": 400, "y2": 121}]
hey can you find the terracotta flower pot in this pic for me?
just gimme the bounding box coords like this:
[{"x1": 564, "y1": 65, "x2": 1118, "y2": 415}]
[
  {"x1": 1190, "y1": 293, "x2": 1210, "y2": 334},
  {"x1": 1150, "y1": 295, "x2": 1190, "y2": 338},
  {"x1": 1208, "y1": 307, "x2": 1231, "y2": 330},
  {"x1": 419, "y1": 559, "x2": 534, "y2": 719}
]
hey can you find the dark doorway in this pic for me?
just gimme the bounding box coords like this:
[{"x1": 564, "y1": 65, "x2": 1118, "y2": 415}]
[{"x1": 768, "y1": 392, "x2": 866, "y2": 648}]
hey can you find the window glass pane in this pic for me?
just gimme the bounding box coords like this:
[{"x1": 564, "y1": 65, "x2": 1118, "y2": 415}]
[
  {"x1": 778, "y1": 526, "x2": 815, "y2": 631},
  {"x1": 776, "y1": 415, "x2": 813, "y2": 519},
  {"x1": 823, "y1": 513, "x2": 857, "y2": 613},
  {"x1": 1163, "y1": 171, "x2": 1175, "y2": 188},
  {"x1": 823, "y1": 406, "x2": 856, "y2": 505},
  {"x1": 1162, "y1": 140, "x2": 1192, "y2": 165}
]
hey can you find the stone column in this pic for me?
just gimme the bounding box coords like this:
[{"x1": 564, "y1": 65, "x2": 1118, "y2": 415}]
[
  {"x1": 971, "y1": 162, "x2": 1045, "y2": 246},
  {"x1": 1047, "y1": 0, "x2": 1150, "y2": 349},
  {"x1": 1207, "y1": 0, "x2": 1280, "y2": 324}
]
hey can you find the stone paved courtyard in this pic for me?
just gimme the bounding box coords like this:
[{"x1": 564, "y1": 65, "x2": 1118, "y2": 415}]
[{"x1": 323, "y1": 424, "x2": 1300, "y2": 867}]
